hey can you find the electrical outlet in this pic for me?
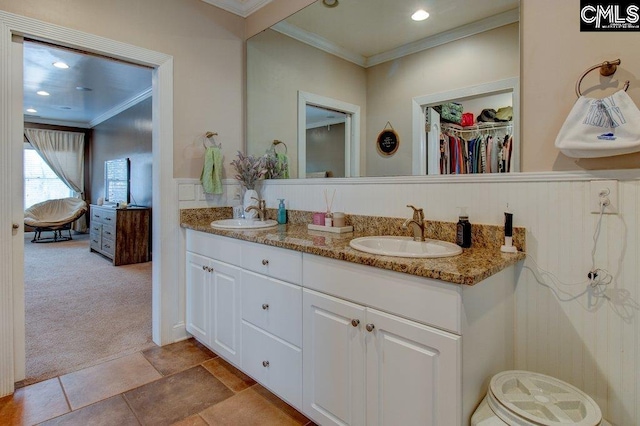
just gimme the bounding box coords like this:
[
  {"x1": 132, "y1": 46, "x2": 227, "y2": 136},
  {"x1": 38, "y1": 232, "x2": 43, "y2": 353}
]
[{"x1": 590, "y1": 180, "x2": 618, "y2": 214}]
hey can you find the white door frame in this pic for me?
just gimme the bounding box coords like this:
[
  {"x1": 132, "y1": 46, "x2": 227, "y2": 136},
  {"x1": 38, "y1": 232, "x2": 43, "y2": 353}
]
[
  {"x1": 0, "y1": 11, "x2": 179, "y2": 396},
  {"x1": 298, "y1": 91, "x2": 360, "y2": 178}
]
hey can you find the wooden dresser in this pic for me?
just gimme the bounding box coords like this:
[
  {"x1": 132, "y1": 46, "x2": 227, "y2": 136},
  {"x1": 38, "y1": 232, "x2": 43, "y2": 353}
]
[{"x1": 89, "y1": 204, "x2": 150, "y2": 266}]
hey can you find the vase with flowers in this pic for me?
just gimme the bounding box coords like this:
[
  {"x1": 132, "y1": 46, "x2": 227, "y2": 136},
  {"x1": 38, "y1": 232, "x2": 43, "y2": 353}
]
[{"x1": 230, "y1": 151, "x2": 267, "y2": 219}]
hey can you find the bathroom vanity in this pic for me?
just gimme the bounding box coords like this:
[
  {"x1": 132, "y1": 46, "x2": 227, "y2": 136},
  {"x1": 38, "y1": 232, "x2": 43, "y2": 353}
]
[{"x1": 184, "y1": 222, "x2": 519, "y2": 425}]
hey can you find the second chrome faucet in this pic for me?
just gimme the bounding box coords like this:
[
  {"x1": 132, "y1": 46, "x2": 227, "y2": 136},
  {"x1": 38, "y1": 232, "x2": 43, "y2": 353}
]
[{"x1": 402, "y1": 205, "x2": 425, "y2": 242}]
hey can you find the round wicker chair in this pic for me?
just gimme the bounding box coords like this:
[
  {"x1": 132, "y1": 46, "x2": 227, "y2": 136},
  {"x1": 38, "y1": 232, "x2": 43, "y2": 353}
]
[{"x1": 24, "y1": 197, "x2": 88, "y2": 243}]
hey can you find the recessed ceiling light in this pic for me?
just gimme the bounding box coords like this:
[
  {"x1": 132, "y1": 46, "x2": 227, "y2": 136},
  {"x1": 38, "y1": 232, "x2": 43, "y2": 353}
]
[
  {"x1": 52, "y1": 61, "x2": 69, "y2": 69},
  {"x1": 411, "y1": 9, "x2": 430, "y2": 21},
  {"x1": 36, "y1": 90, "x2": 50, "y2": 96},
  {"x1": 26, "y1": 108, "x2": 37, "y2": 113},
  {"x1": 75, "y1": 86, "x2": 93, "y2": 91},
  {"x1": 322, "y1": 0, "x2": 338, "y2": 8}
]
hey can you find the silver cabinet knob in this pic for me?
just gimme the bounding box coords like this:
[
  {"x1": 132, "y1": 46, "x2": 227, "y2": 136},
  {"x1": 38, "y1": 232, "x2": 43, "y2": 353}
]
[
  {"x1": 262, "y1": 360, "x2": 269, "y2": 367},
  {"x1": 262, "y1": 303, "x2": 269, "y2": 310},
  {"x1": 262, "y1": 259, "x2": 269, "y2": 266},
  {"x1": 351, "y1": 319, "x2": 360, "y2": 327},
  {"x1": 12, "y1": 223, "x2": 20, "y2": 229},
  {"x1": 202, "y1": 265, "x2": 207, "y2": 271},
  {"x1": 365, "y1": 323, "x2": 375, "y2": 332}
]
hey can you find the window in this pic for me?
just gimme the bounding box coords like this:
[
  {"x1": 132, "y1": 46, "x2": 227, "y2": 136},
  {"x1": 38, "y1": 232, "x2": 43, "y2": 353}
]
[{"x1": 24, "y1": 145, "x2": 73, "y2": 209}]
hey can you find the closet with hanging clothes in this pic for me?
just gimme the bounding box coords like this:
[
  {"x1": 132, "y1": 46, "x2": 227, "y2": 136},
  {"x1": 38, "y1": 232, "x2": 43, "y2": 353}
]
[
  {"x1": 438, "y1": 122, "x2": 514, "y2": 175},
  {"x1": 423, "y1": 87, "x2": 517, "y2": 175}
]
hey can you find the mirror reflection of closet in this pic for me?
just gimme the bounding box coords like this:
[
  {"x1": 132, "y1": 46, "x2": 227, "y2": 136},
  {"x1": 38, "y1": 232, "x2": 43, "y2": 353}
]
[{"x1": 412, "y1": 78, "x2": 519, "y2": 175}]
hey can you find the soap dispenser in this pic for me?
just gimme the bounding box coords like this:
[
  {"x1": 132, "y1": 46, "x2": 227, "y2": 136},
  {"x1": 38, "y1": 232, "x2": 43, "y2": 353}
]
[
  {"x1": 277, "y1": 199, "x2": 287, "y2": 224},
  {"x1": 456, "y1": 207, "x2": 472, "y2": 248}
]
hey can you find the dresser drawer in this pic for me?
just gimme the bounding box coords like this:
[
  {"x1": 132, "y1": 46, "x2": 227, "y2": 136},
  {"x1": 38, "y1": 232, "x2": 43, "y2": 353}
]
[
  {"x1": 186, "y1": 230, "x2": 242, "y2": 266},
  {"x1": 241, "y1": 244, "x2": 302, "y2": 284},
  {"x1": 101, "y1": 223, "x2": 116, "y2": 240},
  {"x1": 90, "y1": 231, "x2": 101, "y2": 251},
  {"x1": 101, "y1": 238, "x2": 116, "y2": 257},
  {"x1": 242, "y1": 321, "x2": 302, "y2": 409},
  {"x1": 91, "y1": 207, "x2": 116, "y2": 224},
  {"x1": 241, "y1": 271, "x2": 302, "y2": 347}
]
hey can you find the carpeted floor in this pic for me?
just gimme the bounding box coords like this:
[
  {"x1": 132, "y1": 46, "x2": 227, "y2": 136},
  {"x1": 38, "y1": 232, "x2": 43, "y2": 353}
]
[{"x1": 22, "y1": 233, "x2": 155, "y2": 386}]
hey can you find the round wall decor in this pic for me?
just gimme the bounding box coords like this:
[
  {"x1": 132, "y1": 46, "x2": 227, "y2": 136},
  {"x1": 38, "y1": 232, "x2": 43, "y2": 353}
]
[{"x1": 377, "y1": 122, "x2": 399, "y2": 156}]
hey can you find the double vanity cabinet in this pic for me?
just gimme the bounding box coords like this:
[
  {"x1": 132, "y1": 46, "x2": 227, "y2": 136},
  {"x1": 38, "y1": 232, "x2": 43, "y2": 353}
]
[{"x1": 185, "y1": 228, "x2": 515, "y2": 425}]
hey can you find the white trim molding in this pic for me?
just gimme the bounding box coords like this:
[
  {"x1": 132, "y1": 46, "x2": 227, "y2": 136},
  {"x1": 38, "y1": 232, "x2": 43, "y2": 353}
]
[
  {"x1": 0, "y1": 10, "x2": 176, "y2": 397},
  {"x1": 201, "y1": 0, "x2": 272, "y2": 18},
  {"x1": 90, "y1": 87, "x2": 152, "y2": 128}
]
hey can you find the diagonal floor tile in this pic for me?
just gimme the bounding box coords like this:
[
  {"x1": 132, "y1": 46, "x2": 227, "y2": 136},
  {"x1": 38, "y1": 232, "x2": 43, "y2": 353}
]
[
  {"x1": 198, "y1": 387, "x2": 305, "y2": 426},
  {"x1": 60, "y1": 352, "x2": 161, "y2": 410},
  {"x1": 142, "y1": 338, "x2": 215, "y2": 376},
  {"x1": 38, "y1": 395, "x2": 139, "y2": 426},
  {"x1": 252, "y1": 384, "x2": 312, "y2": 425},
  {"x1": 0, "y1": 378, "x2": 69, "y2": 425},
  {"x1": 124, "y1": 365, "x2": 233, "y2": 426},
  {"x1": 202, "y1": 357, "x2": 255, "y2": 392},
  {"x1": 170, "y1": 414, "x2": 208, "y2": 426}
]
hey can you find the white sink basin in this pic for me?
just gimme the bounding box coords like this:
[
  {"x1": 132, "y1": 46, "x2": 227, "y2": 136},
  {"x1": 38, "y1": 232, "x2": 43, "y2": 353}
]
[
  {"x1": 349, "y1": 236, "x2": 462, "y2": 258},
  {"x1": 211, "y1": 218, "x2": 278, "y2": 230}
]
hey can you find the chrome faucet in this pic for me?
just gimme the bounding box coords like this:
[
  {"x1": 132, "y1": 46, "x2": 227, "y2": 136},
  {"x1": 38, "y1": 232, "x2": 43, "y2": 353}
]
[
  {"x1": 402, "y1": 205, "x2": 425, "y2": 242},
  {"x1": 245, "y1": 197, "x2": 267, "y2": 221}
]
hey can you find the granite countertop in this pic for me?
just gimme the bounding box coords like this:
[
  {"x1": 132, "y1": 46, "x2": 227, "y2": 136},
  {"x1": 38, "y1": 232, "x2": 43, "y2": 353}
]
[{"x1": 180, "y1": 208, "x2": 526, "y2": 286}]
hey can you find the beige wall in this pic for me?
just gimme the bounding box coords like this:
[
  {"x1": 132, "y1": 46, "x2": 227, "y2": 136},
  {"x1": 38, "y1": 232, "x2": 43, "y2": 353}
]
[
  {"x1": 366, "y1": 23, "x2": 519, "y2": 176},
  {"x1": 0, "y1": 0, "x2": 245, "y2": 179},
  {"x1": 521, "y1": 0, "x2": 640, "y2": 171},
  {"x1": 246, "y1": 28, "x2": 367, "y2": 178}
]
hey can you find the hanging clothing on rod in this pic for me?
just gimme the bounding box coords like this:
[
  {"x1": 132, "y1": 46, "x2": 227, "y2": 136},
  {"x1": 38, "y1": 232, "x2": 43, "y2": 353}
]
[{"x1": 438, "y1": 122, "x2": 513, "y2": 175}]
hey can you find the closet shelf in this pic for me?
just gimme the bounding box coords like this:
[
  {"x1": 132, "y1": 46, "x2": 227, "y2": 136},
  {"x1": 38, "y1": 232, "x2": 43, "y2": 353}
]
[{"x1": 433, "y1": 121, "x2": 513, "y2": 132}]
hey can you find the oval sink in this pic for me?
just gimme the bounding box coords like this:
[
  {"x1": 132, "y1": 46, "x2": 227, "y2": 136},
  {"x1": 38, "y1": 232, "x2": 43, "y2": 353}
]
[
  {"x1": 349, "y1": 236, "x2": 462, "y2": 258},
  {"x1": 211, "y1": 218, "x2": 278, "y2": 230}
]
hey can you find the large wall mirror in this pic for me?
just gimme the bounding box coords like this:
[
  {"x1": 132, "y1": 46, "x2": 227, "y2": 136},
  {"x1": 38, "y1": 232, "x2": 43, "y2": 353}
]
[{"x1": 247, "y1": 0, "x2": 520, "y2": 179}]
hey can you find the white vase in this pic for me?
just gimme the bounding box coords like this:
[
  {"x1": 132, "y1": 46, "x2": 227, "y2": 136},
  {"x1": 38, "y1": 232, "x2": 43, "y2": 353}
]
[{"x1": 243, "y1": 189, "x2": 259, "y2": 219}]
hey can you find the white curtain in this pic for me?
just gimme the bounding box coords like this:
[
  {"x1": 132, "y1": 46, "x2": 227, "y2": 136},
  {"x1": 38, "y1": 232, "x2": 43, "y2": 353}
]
[{"x1": 24, "y1": 128, "x2": 87, "y2": 232}]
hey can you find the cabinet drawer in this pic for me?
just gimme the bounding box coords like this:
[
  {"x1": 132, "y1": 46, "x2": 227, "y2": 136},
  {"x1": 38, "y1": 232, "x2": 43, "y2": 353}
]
[
  {"x1": 241, "y1": 244, "x2": 302, "y2": 284},
  {"x1": 186, "y1": 230, "x2": 242, "y2": 266},
  {"x1": 90, "y1": 231, "x2": 101, "y2": 251},
  {"x1": 101, "y1": 238, "x2": 115, "y2": 257},
  {"x1": 242, "y1": 321, "x2": 302, "y2": 409},
  {"x1": 241, "y1": 271, "x2": 302, "y2": 347},
  {"x1": 101, "y1": 223, "x2": 116, "y2": 239},
  {"x1": 90, "y1": 223, "x2": 102, "y2": 235},
  {"x1": 92, "y1": 207, "x2": 116, "y2": 224}
]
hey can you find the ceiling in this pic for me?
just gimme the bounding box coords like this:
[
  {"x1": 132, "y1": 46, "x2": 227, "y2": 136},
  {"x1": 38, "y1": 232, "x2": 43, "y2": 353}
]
[{"x1": 23, "y1": 40, "x2": 152, "y2": 128}]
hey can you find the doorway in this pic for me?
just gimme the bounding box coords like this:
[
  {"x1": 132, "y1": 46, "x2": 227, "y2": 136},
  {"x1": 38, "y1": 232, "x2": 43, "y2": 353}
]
[
  {"x1": 21, "y1": 39, "x2": 155, "y2": 385},
  {"x1": 297, "y1": 91, "x2": 361, "y2": 178},
  {"x1": 0, "y1": 11, "x2": 177, "y2": 396}
]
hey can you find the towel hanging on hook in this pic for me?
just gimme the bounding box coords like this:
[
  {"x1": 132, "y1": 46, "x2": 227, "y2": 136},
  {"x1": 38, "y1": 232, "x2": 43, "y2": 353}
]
[{"x1": 271, "y1": 139, "x2": 288, "y2": 154}]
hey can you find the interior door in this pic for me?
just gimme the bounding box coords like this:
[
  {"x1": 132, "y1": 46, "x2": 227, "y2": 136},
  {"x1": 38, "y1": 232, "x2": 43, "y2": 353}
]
[{"x1": 427, "y1": 106, "x2": 441, "y2": 175}]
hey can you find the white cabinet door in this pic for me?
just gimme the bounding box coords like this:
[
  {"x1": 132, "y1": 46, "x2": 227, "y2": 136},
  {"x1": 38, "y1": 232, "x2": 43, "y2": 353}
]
[
  {"x1": 209, "y1": 259, "x2": 242, "y2": 367},
  {"x1": 185, "y1": 252, "x2": 210, "y2": 343},
  {"x1": 303, "y1": 289, "x2": 366, "y2": 426},
  {"x1": 365, "y1": 308, "x2": 461, "y2": 426}
]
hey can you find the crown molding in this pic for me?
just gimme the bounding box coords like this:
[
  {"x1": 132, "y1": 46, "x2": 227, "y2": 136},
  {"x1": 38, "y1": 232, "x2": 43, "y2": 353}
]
[
  {"x1": 201, "y1": 0, "x2": 272, "y2": 18},
  {"x1": 89, "y1": 87, "x2": 152, "y2": 128},
  {"x1": 273, "y1": 8, "x2": 519, "y2": 68},
  {"x1": 366, "y1": 9, "x2": 519, "y2": 67},
  {"x1": 23, "y1": 117, "x2": 91, "y2": 128}
]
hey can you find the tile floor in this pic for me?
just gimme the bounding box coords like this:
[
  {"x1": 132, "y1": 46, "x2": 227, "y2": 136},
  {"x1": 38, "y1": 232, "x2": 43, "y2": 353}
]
[{"x1": 0, "y1": 339, "x2": 316, "y2": 426}]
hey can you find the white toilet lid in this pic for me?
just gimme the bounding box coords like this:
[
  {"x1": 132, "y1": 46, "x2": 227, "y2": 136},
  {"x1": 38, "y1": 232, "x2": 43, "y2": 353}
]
[{"x1": 487, "y1": 370, "x2": 602, "y2": 426}]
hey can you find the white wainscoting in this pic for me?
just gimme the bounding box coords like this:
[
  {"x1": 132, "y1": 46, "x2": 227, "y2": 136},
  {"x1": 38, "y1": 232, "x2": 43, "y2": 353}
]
[{"x1": 178, "y1": 172, "x2": 640, "y2": 425}]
